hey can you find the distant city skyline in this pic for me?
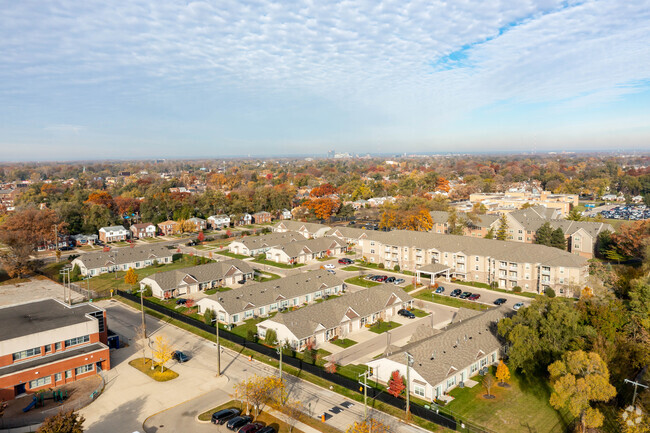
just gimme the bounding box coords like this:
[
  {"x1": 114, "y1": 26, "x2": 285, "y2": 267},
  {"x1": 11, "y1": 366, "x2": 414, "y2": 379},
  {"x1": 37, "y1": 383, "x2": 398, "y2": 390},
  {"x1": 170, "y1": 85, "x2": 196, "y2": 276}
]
[{"x1": 1, "y1": 0, "x2": 649, "y2": 161}]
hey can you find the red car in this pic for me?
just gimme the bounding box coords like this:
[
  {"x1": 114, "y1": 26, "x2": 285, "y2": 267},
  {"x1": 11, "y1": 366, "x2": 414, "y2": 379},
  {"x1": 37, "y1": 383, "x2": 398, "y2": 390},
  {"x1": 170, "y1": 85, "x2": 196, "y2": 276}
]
[
  {"x1": 468, "y1": 293, "x2": 481, "y2": 301},
  {"x1": 239, "y1": 423, "x2": 265, "y2": 433},
  {"x1": 338, "y1": 258, "x2": 353, "y2": 264},
  {"x1": 375, "y1": 275, "x2": 388, "y2": 282}
]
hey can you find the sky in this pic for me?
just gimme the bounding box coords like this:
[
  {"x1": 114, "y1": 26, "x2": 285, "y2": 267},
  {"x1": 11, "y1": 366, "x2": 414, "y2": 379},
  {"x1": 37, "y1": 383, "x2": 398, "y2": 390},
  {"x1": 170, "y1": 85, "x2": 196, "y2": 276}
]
[{"x1": 1, "y1": 0, "x2": 650, "y2": 161}]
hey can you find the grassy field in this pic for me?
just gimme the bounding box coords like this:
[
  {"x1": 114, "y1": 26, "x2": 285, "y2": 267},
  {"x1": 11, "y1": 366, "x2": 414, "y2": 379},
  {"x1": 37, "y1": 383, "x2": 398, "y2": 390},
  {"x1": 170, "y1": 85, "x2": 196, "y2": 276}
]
[
  {"x1": 416, "y1": 291, "x2": 491, "y2": 311},
  {"x1": 252, "y1": 258, "x2": 305, "y2": 269},
  {"x1": 344, "y1": 276, "x2": 380, "y2": 288},
  {"x1": 369, "y1": 321, "x2": 401, "y2": 334},
  {"x1": 330, "y1": 338, "x2": 357, "y2": 348},
  {"x1": 215, "y1": 250, "x2": 250, "y2": 260},
  {"x1": 129, "y1": 358, "x2": 178, "y2": 381},
  {"x1": 446, "y1": 367, "x2": 571, "y2": 433}
]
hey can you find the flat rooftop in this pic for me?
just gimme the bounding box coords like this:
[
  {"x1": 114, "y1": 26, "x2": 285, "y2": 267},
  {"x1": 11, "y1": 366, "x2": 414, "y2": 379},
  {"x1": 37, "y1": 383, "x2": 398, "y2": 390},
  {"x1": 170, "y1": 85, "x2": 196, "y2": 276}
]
[
  {"x1": 0, "y1": 343, "x2": 107, "y2": 377},
  {"x1": 0, "y1": 299, "x2": 102, "y2": 342}
]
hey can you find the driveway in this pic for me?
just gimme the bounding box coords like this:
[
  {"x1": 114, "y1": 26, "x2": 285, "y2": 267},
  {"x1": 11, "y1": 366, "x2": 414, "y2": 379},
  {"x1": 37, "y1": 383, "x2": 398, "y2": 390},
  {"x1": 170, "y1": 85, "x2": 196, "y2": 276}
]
[{"x1": 431, "y1": 281, "x2": 534, "y2": 308}]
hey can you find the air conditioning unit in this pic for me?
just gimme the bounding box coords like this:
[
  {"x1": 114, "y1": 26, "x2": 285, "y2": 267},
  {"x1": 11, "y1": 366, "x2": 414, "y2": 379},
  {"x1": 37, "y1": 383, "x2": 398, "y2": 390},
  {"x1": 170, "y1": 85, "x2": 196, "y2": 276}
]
[{"x1": 459, "y1": 382, "x2": 465, "y2": 388}]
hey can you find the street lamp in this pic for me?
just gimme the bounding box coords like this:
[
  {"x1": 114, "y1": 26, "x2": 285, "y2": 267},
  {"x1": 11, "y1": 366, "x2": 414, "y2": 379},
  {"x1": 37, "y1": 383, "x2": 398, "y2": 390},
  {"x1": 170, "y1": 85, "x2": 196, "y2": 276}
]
[{"x1": 405, "y1": 352, "x2": 414, "y2": 419}]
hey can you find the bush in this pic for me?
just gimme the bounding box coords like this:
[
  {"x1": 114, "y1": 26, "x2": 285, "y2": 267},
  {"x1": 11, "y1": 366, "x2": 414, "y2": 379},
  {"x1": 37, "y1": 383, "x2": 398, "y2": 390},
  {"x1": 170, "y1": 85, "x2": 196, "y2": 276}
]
[
  {"x1": 172, "y1": 253, "x2": 183, "y2": 262},
  {"x1": 247, "y1": 329, "x2": 258, "y2": 343},
  {"x1": 264, "y1": 329, "x2": 277, "y2": 346},
  {"x1": 204, "y1": 309, "x2": 215, "y2": 325},
  {"x1": 512, "y1": 286, "x2": 522, "y2": 293},
  {"x1": 303, "y1": 348, "x2": 316, "y2": 365},
  {"x1": 378, "y1": 263, "x2": 385, "y2": 269},
  {"x1": 544, "y1": 287, "x2": 556, "y2": 298},
  {"x1": 393, "y1": 265, "x2": 400, "y2": 271},
  {"x1": 142, "y1": 285, "x2": 152, "y2": 297}
]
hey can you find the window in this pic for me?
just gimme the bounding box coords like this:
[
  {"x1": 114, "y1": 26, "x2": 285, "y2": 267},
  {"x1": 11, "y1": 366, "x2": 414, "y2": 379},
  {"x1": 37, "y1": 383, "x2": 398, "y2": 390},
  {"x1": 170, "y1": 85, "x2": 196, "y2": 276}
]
[
  {"x1": 305, "y1": 295, "x2": 310, "y2": 302},
  {"x1": 370, "y1": 242, "x2": 375, "y2": 246},
  {"x1": 75, "y1": 364, "x2": 94, "y2": 375},
  {"x1": 244, "y1": 310, "x2": 254, "y2": 318},
  {"x1": 65, "y1": 370, "x2": 72, "y2": 379},
  {"x1": 55, "y1": 372, "x2": 62, "y2": 382},
  {"x1": 65, "y1": 335, "x2": 89, "y2": 347},
  {"x1": 447, "y1": 376, "x2": 456, "y2": 388},
  {"x1": 560, "y1": 267, "x2": 564, "y2": 274},
  {"x1": 491, "y1": 353, "x2": 497, "y2": 363},
  {"x1": 29, "y1": 376, "x2": 51, "y2": 389},
  {"x1": 475, "y1": 265, "x2": 479, "y2": 271},
  {"x1": 44, "y1": 345, "x2": 52, "y2": 354},
  {"x1": 370, "y1": 249, "x2": 375, "y2": 254},
  {"x1": 232, "y1": 314, "x2": 239, "y2": 323},
  {"x1": 13, "y1": 347, "x2": 41, "y2": 361},
  {"x1": 480, "y1": 358, "x2": 487, "y2": 368},
  {"x1": 413, "y1": 385, "x2": 425, "y2": 397},
  {"x1": 259, "y1": 307, "x2": 265, "y2": 315},
  {"x1": 470, "y1": 363, "x2": 478, "y2": 373},
  {"x1": 475, "y1": 256, "x2": 479, "y2": 262}
]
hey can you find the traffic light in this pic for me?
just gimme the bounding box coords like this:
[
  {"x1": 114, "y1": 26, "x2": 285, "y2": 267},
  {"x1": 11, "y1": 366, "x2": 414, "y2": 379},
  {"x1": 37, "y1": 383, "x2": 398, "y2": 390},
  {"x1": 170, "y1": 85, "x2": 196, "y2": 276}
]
[{"x1": 369, "y1": 367, "x2": 374, "y2": 376}]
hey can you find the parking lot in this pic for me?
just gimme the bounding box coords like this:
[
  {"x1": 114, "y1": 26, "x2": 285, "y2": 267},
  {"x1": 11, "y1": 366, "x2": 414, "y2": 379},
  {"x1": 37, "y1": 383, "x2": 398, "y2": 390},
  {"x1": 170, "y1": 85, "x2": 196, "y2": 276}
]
[{"x1": 598, "y1": 204, "x2": 650, "y2": 220}]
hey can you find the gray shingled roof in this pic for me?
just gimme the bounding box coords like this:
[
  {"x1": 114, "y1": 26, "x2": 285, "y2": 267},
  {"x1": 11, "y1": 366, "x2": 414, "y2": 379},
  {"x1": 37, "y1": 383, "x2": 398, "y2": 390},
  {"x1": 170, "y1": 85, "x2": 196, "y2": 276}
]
[
  {"x1": 429, "y1": 211, "x2": 499, "y2": 228},
  {"x1": 513, "y1": 217, "x2": 614, "y2": 238},
  {"x1": 270, "y1": 237, "x2": 344, "y2": 258},
  {"x1": 261, "y1": 284, "x2": 413, "y2": 340},
  {"x1": 75, "y1": 245, "x2": 172, "y2": 269},
  {"x1": 384, "y1": 306, "x2": 510, "y2": 386},
  {"x1": 326, "y1": 227, "x2": 369, "y2": 240},
  {"x1": 99, "y1": 225, "x2": 127, "y2": 232},
  {"x1": 142, "y1": 259, "x2": 254, "y2": 291},
  {"x1": 204, "y1": 269, "x2": 344, "y2": 314},
  {"x1": 236, "y1": 231, "x2": 304, "y2": 250},
  {"x1": 273, "y1": 220, "x2": 331, "y2": 233},
  {"x1": 364, "y1": 230, "x2": 587, "y2": 268}
]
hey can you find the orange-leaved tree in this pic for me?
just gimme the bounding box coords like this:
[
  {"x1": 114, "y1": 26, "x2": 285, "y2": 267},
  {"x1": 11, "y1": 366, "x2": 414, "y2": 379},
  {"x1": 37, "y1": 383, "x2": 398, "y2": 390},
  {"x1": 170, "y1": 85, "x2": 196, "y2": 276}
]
[
  {"x1": 387, "y1": 370, "x2": 405, "y2": 398},
  {"x1": 495, "y1": 360, "x2": 510, "y2": 386}
]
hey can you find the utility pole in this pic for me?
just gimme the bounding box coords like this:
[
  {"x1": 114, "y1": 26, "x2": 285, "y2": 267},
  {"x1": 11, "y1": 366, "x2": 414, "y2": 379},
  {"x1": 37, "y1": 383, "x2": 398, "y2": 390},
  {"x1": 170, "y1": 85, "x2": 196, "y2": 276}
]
[
  {"x1": 139, "y1": 283, "x2": 146, "y2": 338},
  {"x1": 59, "y1": 266, "x2": 71, "y2": 305},
  {"x1": 215, "y1": 315, "x2": 221, "y2": 377},
  {"x1": 358, "y1": 369, "x2": 369, "y2": 419},
  {"x1": 624, "y1": 378, "x2": 649, "y2": 405},
  {"x1": 53, "y1": 225, "x2": 59, "y2": 263},
  {"x1": 405, "y1": 352, "x2": 413, "y2": 420},
  {"x1": 275, "y1": 341, "x2": 283, "y2": 381}
]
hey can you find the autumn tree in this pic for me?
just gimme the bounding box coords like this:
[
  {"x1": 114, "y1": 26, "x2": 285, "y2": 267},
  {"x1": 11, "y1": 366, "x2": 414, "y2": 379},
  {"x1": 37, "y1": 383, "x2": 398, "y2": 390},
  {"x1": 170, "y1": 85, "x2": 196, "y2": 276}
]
[
  {"x1": 548, "y1": 350, "x2": 616, "y2": 433},
  {"x1": 36, "y1": 410, "x2": 85, "y2": 433},
  {"x1": 305, "y1": 197, "x2": 339, "y2": 220},
  {"x1": 387, "y1": 370, "x2": 406, "y2": 398},
  {"x1": 435, "y1": 176, "x2": 450, "y2": 193},
  {"x1": 496, "y1": 215, "x2": 508, "y2": 241},
  {"x1": 197, "y1": 231, "x2": 205, "y2": 242},
  {"x1": 612, "y1": 221, "x2": 650, "y2": 260},
  {"x1": 310, "y1": 183, "x2": 338, "y2": 197},
  {"x1": 482, "y1": 373, "x2": 495, "y2": 398},
  {"x1": 84, "y1": 191, "x2": 114, "y2": 208},
  {"x1": 153, "y1": 335, "x2": 173, "y2": 372},
  {"x1": 484, "y1": 227, "x2": 495, "y2": 239},
  {"x1": 379, "y1": 207, "x2": 398, "y2": 230},
  {"x1": 346, "y1": 418, "x2": 390, "y2": 433},
  {"x1": 495, "y1": 360, "x2": 510, "y2": 386},
  {"x1": 124, "y1": 268, "x2": 138, "y2": 286},
  {"x1": 399, "y1": 208, "x2": 433, "y2": 232},
  {"x1": 234, "y1": 375, "x2": 285, "y2": 416},
  {"x1": 281, "y1": 398, "x2": 304, "y2": 432}
]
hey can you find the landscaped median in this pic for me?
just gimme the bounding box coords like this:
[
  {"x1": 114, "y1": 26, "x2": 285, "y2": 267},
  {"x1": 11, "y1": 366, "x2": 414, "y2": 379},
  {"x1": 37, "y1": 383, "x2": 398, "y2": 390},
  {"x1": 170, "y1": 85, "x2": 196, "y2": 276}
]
[
  {"x1": 344, "y1": 276, "x2": 380, "y2": 288},
  {"x1": 368, "y1": 321, "x2": 401, "y2": 334},
  {"x1": 415, "y1": 290, "x2": 490, "y2": 311},
  {"x1": 128, "y1": 358, "x2": 178, "y2": 381},
  {"x1": 330, "y1": 338, "x2": 357, "y2": 348}
]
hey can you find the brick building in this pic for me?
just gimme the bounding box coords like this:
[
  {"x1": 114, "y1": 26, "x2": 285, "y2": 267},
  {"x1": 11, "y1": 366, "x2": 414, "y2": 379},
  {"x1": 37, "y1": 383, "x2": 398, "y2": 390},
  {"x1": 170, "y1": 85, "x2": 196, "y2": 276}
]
[{"x1": 0, "y1": 299, "x2": 110, "y2": 400}]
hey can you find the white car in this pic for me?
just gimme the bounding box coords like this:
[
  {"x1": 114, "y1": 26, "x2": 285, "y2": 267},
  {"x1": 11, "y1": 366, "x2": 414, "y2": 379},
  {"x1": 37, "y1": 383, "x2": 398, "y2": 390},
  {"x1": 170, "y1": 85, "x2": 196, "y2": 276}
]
[
  {"x1": 513, "y1": 302, "x2": 524, "y2": 311},
  {"x1": 323, "y1": 264, "x2": 335, "y2": 269}
]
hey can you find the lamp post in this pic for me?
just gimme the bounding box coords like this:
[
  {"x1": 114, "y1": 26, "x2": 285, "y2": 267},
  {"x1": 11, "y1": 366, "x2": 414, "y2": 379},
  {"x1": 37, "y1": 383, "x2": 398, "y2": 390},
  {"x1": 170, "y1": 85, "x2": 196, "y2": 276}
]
[
  {"x1": 405, "y1": 352, "x2": 413, "y2": 420},
  {"x1": 215, "y1": 314, "x2": 221, "y2": 377}
]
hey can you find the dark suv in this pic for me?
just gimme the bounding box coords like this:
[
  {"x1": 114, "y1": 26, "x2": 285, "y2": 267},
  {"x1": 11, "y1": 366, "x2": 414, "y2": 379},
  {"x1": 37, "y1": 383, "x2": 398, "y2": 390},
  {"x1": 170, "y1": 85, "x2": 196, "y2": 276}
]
[
  {"x1": 227, "y1": 416, "x2": 252, "y2": 431},
  {"x1": 398, "y1": 309, "x2": 415, "y2": 319},
  {"x1": 450, "y1": 289, "x2": 462, "y2": 297},
  {"x1": 211, "y1": 408, "x2": 241, "y2": 425}
]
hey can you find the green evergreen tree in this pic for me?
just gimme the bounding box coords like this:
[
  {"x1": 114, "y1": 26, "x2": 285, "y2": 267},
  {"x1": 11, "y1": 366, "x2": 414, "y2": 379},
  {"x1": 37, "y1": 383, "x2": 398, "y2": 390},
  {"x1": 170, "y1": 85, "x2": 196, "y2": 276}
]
[
  {"x1": 484, "y1": 227, "x2": 495, "y2": 239},
  {"x1": 550, "y1": 227, "x2": 567, "y2": 250},
  {"x1": 565, "y1": 208, "x2": 584, "y2": 221},
  {"x1": 496, "y1": 215, "x2": 508, "y2": 241},
  {"x1": 535, "y1": 222, "x2": 554, "y2": 246}
]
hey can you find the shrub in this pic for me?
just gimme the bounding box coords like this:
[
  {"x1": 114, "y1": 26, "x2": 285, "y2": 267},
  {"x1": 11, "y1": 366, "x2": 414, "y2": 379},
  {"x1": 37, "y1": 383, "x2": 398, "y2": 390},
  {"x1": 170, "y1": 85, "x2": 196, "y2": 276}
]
[
  {"x1": 185, "y1": 298, "x2": 195, "y2": 308},
  {"x1": 378, "y1": 263, "x2": 385, "y2": 269},
  {"x1": 142, "y1": 285, "x2": 152, "y2": 297},
  {"x1": 204, "y1": 309, "x2": 215, "y2": 325},
  {"x1": 172, "y1": 253, "x2": 183, "y2": 262},
  {"x1": 247, "y1": 329, "x2": 258, "y2": 343},
  {"x1": 393, "y1": 265, "x2": 400, "y2": 271},
  {"x1": 490, "y1": 281, "x2": 498, "y2": 289},
  {"x1": 512, "y1": 286, "x2": 522, "y2": 293},
  {"x1": 545, "y1": 287, "x2": 556, "y2": 298},
  {"x1": 264, "y1": 329, "x2": 277, "y2": 346},
  {"x1": 303, "y1": 348, "x2": 316, "y2": 365}
]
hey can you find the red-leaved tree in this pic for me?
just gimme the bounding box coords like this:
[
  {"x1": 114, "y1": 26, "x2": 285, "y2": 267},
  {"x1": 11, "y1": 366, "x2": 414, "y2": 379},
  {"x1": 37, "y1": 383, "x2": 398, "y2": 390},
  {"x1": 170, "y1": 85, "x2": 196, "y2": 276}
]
[{"x1": 387, "y1": 370, "x2": 406, "y2": 397}]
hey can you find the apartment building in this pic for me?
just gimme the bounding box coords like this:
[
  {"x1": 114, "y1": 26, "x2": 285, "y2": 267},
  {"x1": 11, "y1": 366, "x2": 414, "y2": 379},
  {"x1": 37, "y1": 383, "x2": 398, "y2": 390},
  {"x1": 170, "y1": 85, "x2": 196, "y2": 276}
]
[
  {"x1": 359, "y1": 230, "x2": 588, "y2": 297},
  {"x1": 265, "y1": 237, "x2": 347, "y2": 264},
  {"x1": 272, "y1": 220, "x2": 332, "y2": 238},
  {"x1": 71, "y1": 245, "x2": 173, "y2": 276},
  {"x1": 228, "y1": 231, "x2": 305, "y2": 256},
  {"x1": 0, "y1": 299, "x2": 110, "y2": 401},
  {"x1": 467, "y1": 191, "x2": 578, "y2": 216},
  {"x1": 98, "y1": 225, "x2": 129, "y2": 243}
]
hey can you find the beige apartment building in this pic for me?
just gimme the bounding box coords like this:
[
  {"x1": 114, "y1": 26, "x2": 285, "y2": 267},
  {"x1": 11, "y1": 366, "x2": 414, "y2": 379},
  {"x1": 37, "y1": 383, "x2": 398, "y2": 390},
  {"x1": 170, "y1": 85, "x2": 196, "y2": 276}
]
[
  {"x1": 468, "y1": 191, "x2": 578, "y2": 216},
  {"x1": 358, "y1": 230, "x2": 588, "y2": 297}
]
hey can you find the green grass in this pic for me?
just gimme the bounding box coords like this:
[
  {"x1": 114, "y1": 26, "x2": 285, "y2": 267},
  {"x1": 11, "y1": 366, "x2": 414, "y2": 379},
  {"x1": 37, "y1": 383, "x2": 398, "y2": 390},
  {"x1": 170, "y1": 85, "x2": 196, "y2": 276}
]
[
  {"x1": 416, "y1": 291, "x2": 490, "y2": 311},
  {"x1": 368, "y1": 321, "x2": 401, "y2": 334},
  {"x1": 78, "y1": 255, "x2": 209, "y2": 294},
  {"x1": 341, "y1": 266, "x2": 363, "y2": 271},
  {"x1": 317, "y1": 256, "x2": 337, "y2": 261},
  {"x1": 402, "y1": 284, "x2": 424, "y2": 292},
  {"x1": 329, "y1": 338, "x2": 357, "y2": 348},
  {"x1": 129, "y1": 358, "x2": 178, "y2": 381},
  {"x1": 445, "y1": 367, "x2": 571, "y2": 433},
  {"x1": 252, "y1": 258, "x2": 305, "y2": 269},
  {"x1": 254, "y1": 271, "x2": 281, "y2": 282},
  {"x1": 215, "y1": 250, "x2": 250, "y2": 259},
  {"x1": 451, "y1": 280, "x2": 539, "y2": 299},
  {"x1": 205, "y1": 287, "x2": 232, "y2": 295},
  {"x1": 344, "y1": 276, "x2": 380, "y2": 288},
  {"x1": 410, "y1": 308, "x2": 429, "y2": 318}
]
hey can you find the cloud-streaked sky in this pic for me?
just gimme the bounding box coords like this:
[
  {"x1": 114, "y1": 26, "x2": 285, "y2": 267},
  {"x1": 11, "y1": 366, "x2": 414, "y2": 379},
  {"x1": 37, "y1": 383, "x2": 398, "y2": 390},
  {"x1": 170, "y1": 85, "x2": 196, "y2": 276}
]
[{"x1": 1, "y1": 0, "x2": 649, "y2": 160}]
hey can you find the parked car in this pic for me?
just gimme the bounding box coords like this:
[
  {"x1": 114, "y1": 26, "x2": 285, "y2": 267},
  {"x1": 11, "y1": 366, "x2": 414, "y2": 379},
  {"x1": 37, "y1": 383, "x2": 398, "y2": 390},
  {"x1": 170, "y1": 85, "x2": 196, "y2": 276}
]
[
  {"x1": 513, "y1": 302, "x2": 525, "y2": 311},
  {"x1": 172, "y1": 350, "x2": 189, "y2": 363},
  {"x1": 375, "y1": 275, "x2": 388, "y2": 282},
  {"x1": 459, "y1": 291, "x2": 472, "y2": 299},
  {"x1": 175, "y1": 298, "x2": 187, "y2": 305},
  {"x1": 397, "y1": 309, "x2": 415, "y2": 319},
  {"x1": 386, "y1": 276, "x2": 396, "y2": 283},
  {"x1": 366, "y1": 274, "x2": 377, "y2": 280},
  {"x1": 257, "y1": 427, "x2": 276, "y2": 433},
  {"x1": 468, "y1": 293, "x2": 481, "y2": 301},
  {"x1": 238, "y1": 422, "x2": 265, "y2": 433},
  {"x1": 323, "y1": 264, "x2": 335, "y2": 269},
  {"x1": 394, "y1": 278, "x2": 405, "y2": 284},
  {"x1": 450, "y1": 289, "x2": 462, "y2": 297},
  {"x1": 327, "y1": 269, "x2": 336, "y2": 275},
  {"x1": 237, "y1": 278, "x2": 246, "y2": 284},
  {"x1": 211, "y1": 408, "x2": 241, "y2": 425},
  {"x1": 338, "y1": 258, "x2": 353, "y2": 265},
  {"x1": 493, "y1": 298, "x2": 507, "y2": 306},
  {"x1": 435, "y1": 286, "x2": 445, "y2": 294},
  {"x1": 227, "y1": 416, "x2": 252, "y2": 431}
]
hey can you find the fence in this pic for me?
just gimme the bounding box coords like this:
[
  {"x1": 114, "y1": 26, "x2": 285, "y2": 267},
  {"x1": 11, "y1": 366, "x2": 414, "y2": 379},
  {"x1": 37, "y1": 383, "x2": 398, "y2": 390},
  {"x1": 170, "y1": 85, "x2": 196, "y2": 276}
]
[{"x1": 117, "y1": 290, "x2": 460, "y2": 431}]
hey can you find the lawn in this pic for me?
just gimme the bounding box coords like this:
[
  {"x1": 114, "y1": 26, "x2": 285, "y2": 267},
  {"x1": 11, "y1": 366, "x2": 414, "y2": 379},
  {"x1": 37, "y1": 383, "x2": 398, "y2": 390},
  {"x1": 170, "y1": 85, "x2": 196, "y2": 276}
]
[
  {"x1": 215, "y1": 250, "x2": 250, "y2": 260},
  {"x1": 330, "y1": 338, "x2": 357, "y2": 348},
  {"x1": 317, "y1": 256, "x2": 337, "y2": 261},
  {"x1": 129, "y1": 358, "x2": 178, "y2": 381},
  {"x1": 415, "y1": 291, "x2": 490, "y2": 311},
  {"x1": 79, "y1": 255, "x2": 210, "y2": 294},
  {"x1": 254, "y1": 271, "x2": 281, "y2": 282},
  {"x1": 445, "y1": 367, "x2": 571, "y2": 433},
  {"x1": 252, "y1": 258, "x2": 305, "y2": 269},
  {"x1": 368, "y1": 321, "x2": 401, "y2": 334},
  {"x1": 198, "y1": 400, "x2": 311, "y2": 433},
  {"x1": 344, "y1": 276, "x2": 380, "y2": 288},
  {"x1": 410, "y1": 308, "x2": 429, "y2": 318},
  {"x1": 205, "y1": 287, "x2": 232, "y2": 295},
  {"x1": 341, "y1": 266, "x2": 363, "y2": 272},
  {"x1": 402, "y1": 284, "x2": 424, "y2": 292}
]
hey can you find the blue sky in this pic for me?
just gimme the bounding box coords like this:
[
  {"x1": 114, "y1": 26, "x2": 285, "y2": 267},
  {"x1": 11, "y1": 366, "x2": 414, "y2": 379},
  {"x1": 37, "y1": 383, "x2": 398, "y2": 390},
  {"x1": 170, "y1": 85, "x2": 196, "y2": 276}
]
[{"x1": 1, "y1": 0, "x2": 649, "y2": 161}]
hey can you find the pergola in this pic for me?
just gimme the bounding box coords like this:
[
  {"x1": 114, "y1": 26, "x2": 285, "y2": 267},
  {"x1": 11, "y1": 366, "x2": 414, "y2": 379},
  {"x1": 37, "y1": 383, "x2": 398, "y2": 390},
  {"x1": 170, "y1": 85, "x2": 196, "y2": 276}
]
[{"x1": 415, "y1": 262, "x2": 452, "y2": 285}]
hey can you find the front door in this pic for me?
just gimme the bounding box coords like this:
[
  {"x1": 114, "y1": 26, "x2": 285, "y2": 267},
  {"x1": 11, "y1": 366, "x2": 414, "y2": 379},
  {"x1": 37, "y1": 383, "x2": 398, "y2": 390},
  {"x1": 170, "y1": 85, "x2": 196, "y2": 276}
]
[{"x1": 14, "y1": 383, "x2": 26, "y2": 396}]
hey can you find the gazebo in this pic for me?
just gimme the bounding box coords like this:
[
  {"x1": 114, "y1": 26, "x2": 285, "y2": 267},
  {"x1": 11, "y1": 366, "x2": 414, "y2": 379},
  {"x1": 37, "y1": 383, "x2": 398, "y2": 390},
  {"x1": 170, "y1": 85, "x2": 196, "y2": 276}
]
[{"x1": 415, "y1": 262, "x2": 452, "y2": 285}]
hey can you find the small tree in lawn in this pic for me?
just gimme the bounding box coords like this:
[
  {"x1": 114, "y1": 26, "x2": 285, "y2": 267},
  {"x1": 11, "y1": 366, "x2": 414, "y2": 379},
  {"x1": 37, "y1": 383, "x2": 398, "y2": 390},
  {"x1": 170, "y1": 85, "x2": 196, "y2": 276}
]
[
  {"x1": 482, "y1": 373, "x2": 495, "y2": 398},
  {"x1": 204, "y1": 308, "x2": 216, "y2": 326},
  {"x1": 185, "y1": 298, "x2": 195, "y2": 308},
  {"x1": 197, "y1": 231, "x2": 205, "y2": 243},
  {"x1": 495, "y1": 360, "x2": 510, "y2": 386},
  {"x1": 124, "y1": 268, "x2": 138, "y2": 286},
  {"x1": 387, "y1": 370, "x2": 406, "y2": 398},
  {"x1": 37, "y1": 410, "x2": 84, "y2": 433},
  {"x1": 153, "y1": 335, "x2": 173, "y2": 372},
  {"x1": 264, "y1": 329, "x2": 277, "y2": 346},
  {"x1": 325, "y1": 361, "x2": 338, "y2": 374}
]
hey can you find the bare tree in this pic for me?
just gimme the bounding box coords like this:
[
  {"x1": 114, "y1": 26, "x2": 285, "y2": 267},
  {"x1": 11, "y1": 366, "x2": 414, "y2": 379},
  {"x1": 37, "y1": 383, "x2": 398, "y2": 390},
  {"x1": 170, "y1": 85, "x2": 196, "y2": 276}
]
[
  {"x1": 282, "y1": 398, "x2": 304, "y2": 432},
  {"x1": 482, "y1": 374, "x2": 495, "y2": 398}
]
